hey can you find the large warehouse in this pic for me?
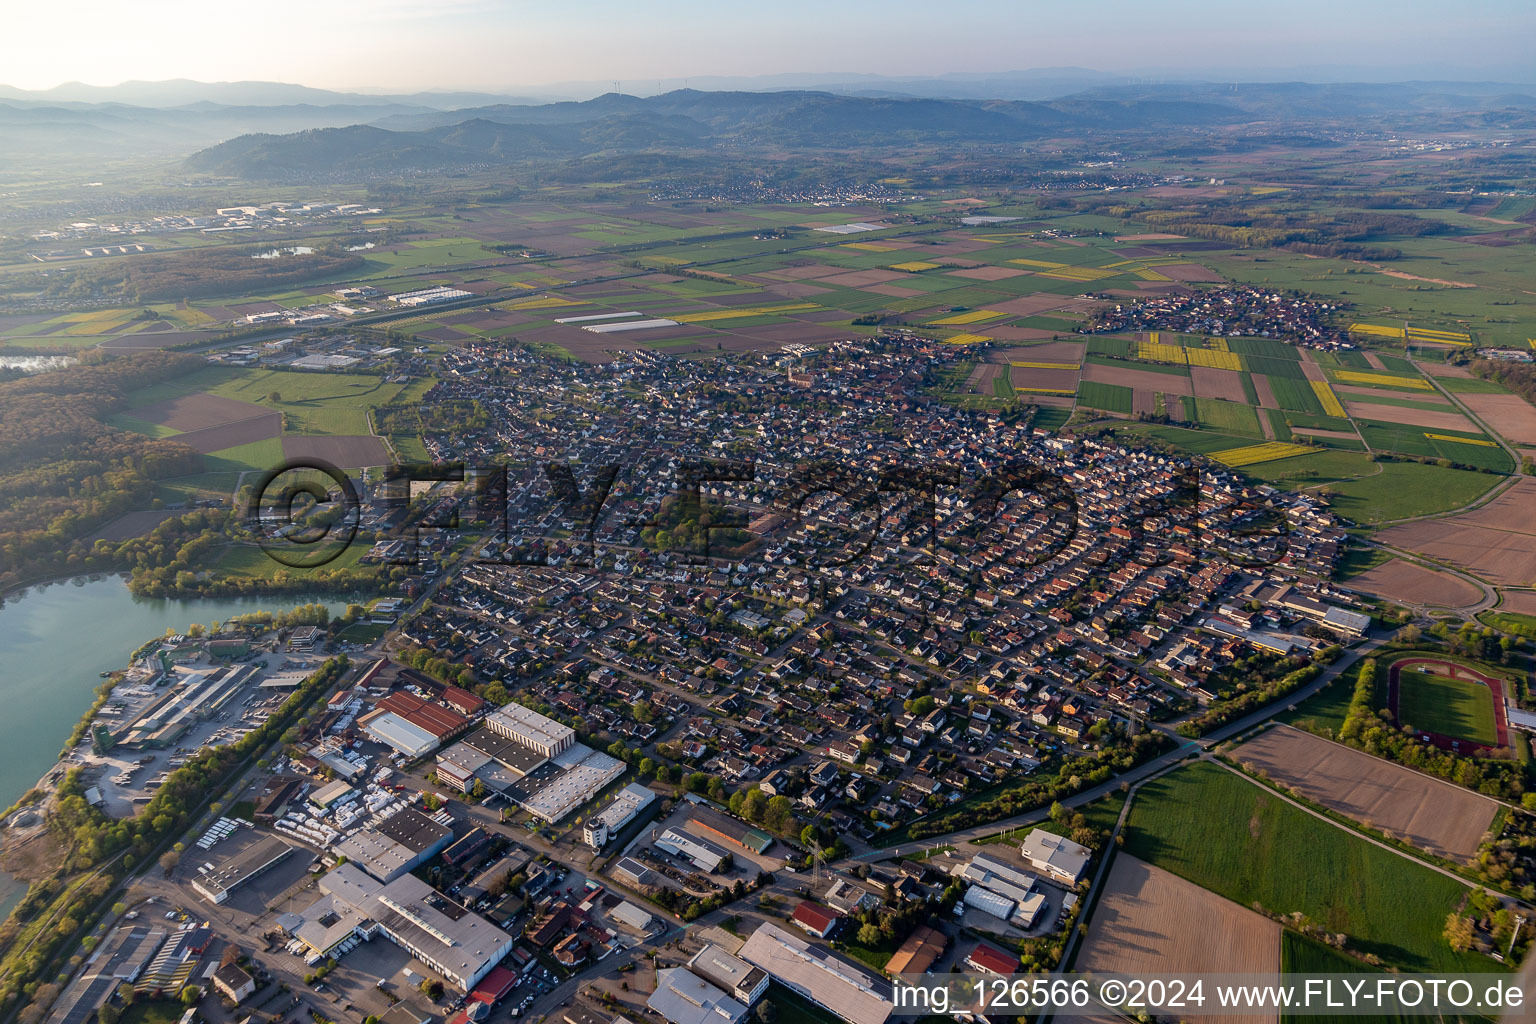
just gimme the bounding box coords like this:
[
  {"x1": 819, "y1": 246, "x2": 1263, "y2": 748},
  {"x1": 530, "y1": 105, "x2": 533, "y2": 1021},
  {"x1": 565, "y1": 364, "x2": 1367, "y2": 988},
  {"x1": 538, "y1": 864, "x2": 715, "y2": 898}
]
[
  {"x1": 334, "y1": 808, "x2": 453, "y2": 883},
  {"x1": 290, "y1": 863, "x2": 512, "y2": 991},
  {"x1": 484, "y1": 702, "x2": 574, "y2": 758},
  {"x1": 435, "y1": 703, "x2": 623, "y2": 824},
  {"x1": 192, "y1": 835, "x2": 294, "y2": 905},
  {"x1": 738, "y1": 923, "x2": 893, "y2": 1024}
]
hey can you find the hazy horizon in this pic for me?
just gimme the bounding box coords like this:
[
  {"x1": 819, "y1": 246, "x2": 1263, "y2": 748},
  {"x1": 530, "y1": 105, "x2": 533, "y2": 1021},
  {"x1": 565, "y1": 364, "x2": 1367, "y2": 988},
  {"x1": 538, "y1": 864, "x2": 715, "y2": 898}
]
[{"x1": 6, "y1": 0, "x2": 1533, "y2": 95}]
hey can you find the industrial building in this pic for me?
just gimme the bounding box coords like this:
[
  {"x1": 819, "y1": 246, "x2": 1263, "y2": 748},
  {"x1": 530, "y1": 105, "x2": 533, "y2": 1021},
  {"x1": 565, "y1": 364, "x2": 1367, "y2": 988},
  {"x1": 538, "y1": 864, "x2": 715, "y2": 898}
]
[
  {"x1": 192, "y1": 834, "x2": 294, "y2": 904},
  {"x1": 688, "y1": 944, "x2": 769, "y2": 1005},
  {"x1": 584, "y1": 782, "x2": 656, "y2": 849},
  {"x1": 435, "y1": 708, "x2": 622, "y2": 824},
  {"x1": 682, "y1": 801, "x2": 774, "y2": 855},
  {"x1": 388, "y1": 285, "x2": 474, "y2": 307},
  {"x1": 883, "y1": 926, "x2": 947, "y2": 976},
  {"x1": 115, "y1": 664, "x2": 260, "y2": 749},
  {"x1": 287, "y1": 862, "x2": 512, "y2": 991},
  {"x1": 1018, "y1": 829, "x2": 1091, "y2": 886},
  {"x1": 738, "y1": 922, "x2": 893, "y2": 1024},
  {"x1": 647, "y1": 968, "x2": 747, "y2": 1024},
  {"x1": 952, "y1": 852, "x2": 1046, "y2": 928},
  {"x1": 360, "y1": 691, "x2": 471, "y2": 757},
  {"x1": 964, "y1": 941, "x2": 1018, "y2": 976},
  {"x1": 654, "y1": 827, "x2": 732, "y2": 873},
  {"x1": 42, "y1": 925, "x2": 168, "y2": 1024},
  {"x1": 334, "y1": 808, "x2": 453, "y2": 883},
  {"x1": 790, "y1": 901, "x2": 840, "y2": 940},
  {"x1": 484, "y1": 702, "x2": 575, "y2": 758}
]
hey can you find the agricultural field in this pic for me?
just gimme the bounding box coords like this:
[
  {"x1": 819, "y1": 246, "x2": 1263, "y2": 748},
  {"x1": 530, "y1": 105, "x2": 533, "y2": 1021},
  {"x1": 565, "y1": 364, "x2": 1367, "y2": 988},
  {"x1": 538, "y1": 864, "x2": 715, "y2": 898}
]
[
  {"x1": 1123, "y1": 761, "x2": 1499, "y2": 972},
  {"x1": 102, "y1": 365, "x2": 418, "y2": 503},
  {"x1": 1379, "y1": 477, "x2": 1536, "y2": 587},
  {"x1": 1344, "y1": 556, "x2": 1484, "y2": 609},
  {"x1": 1231, "y1": 725, "x2": 1499, "y2": 861},
  {"x1": 1074, "y1": 855, "x2": 1280, "y2": 1024}
]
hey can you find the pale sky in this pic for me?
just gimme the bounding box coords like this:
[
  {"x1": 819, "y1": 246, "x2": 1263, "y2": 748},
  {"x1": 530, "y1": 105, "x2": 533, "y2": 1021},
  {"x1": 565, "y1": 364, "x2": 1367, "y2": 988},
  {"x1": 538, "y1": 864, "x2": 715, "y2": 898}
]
[{"x1": 5, "y1": 0, "x2": 1533, "y2": 93}]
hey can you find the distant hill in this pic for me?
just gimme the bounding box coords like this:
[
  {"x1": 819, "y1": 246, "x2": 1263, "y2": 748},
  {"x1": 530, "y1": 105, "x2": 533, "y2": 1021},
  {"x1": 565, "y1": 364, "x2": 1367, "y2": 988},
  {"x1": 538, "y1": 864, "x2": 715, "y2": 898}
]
[
  {"x1": 0, "y1": 78, "x2": 536, "y2": 109},
  {"x1": 1066, "y1": 80, "x2": 1536, "y2": 117},
  {"x1": 186, "y1": 89, "x2": 1248, "y2": 179}
]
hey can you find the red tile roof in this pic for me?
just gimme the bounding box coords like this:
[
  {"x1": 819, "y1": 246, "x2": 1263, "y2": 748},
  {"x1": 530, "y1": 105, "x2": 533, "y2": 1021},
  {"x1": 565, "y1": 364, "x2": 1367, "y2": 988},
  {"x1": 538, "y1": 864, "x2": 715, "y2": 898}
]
[
  {"x1": 376, "y1": 691, "x2": 469, "y2": 739},
  {"x1": 965, "y1": 941, "x2": 1018, "y2": 975},
  {"x1": 790, "y1": 900, "x2": 840, "y2": 936},
  {"x1": 469, "y1": 965, "x2": 518, "y2": 1005}
]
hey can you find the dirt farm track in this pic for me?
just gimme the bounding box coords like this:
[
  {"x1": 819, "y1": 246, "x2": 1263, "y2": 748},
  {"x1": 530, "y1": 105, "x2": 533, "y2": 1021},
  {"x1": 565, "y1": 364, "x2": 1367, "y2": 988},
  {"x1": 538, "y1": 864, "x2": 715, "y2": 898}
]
[{"x1": 1231, "y1": 725, "x2": 1499, "y2": 861}]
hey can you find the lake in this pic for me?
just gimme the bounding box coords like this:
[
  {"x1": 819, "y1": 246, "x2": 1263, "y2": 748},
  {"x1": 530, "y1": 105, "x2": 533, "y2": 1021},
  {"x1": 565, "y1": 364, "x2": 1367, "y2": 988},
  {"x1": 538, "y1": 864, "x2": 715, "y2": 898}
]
[{"x1": 0, "y1": 575, "x2": 352, "y2": 915}]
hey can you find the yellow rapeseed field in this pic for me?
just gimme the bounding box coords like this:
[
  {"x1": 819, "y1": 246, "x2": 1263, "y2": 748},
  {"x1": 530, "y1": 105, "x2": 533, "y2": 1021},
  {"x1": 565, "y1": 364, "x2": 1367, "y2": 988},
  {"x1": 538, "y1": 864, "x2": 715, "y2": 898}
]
[
  {"x1": 1334, "y1": 370, "x2": 1431, "y2": 390},
  {"x1": 1310, "y1": 382, "x2": 1347, "y2": 417},
  {"x1": 929, "y1": 309, "x2": 1006, "y2": 326},
  {"x1": 1348, "y1": 323, "x2": 1406, "y2": 339},
  {"x1": 1211, "y1": 442, "x2": 1314, "y2": 467},
  {"x1": 673, "y1": 303, "x2": 817, "y2": 323}
]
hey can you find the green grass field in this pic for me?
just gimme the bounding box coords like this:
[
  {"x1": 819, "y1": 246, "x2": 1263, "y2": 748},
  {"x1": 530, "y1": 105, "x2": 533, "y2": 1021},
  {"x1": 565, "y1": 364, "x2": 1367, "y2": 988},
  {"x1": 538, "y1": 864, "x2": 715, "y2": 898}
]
[
  {"x1": 1078, "y1": 380, "x2": 1134, "y2": 414},
  {"x1": 1394, "y1": 669, "x2": 1499, "y2": 745},
  {"x1": 1238, "y1": 454, "x2": 1499, "y2": 522},
  {"x1": 213, "y1": 539, "x2": 369, "y2": 578},
  {"x1": 1123, "y1": 761, "x2": 1497, "y2": 972},
  {"x1": 1194, "y1": 397, "x2": 1263, "y2": 436},
  {"x1": 1278, "y1": 661, "x2": 1364, "y2": 737},
  {"x1": 1280, "y1": 932, "x2": 1416, "y2": 1024},
  {"x1": 1477, "y1": 610, "x2": 1536, "y2": 640}
]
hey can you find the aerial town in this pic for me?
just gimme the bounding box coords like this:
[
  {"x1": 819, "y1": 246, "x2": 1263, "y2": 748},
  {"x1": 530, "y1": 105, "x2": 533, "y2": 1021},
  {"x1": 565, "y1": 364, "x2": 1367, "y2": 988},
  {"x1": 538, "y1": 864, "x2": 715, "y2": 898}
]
[{"x1": 4, "y1": 7, "x2": 1536, "y2": 1024}]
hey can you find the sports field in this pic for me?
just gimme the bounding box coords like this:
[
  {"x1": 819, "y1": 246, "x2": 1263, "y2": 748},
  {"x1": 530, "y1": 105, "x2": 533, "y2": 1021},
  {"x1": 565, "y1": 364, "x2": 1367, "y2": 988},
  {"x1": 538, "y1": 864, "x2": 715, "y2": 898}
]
[{"x1": 1394, "y1": 669, "x2": 1499, "y2": 746}]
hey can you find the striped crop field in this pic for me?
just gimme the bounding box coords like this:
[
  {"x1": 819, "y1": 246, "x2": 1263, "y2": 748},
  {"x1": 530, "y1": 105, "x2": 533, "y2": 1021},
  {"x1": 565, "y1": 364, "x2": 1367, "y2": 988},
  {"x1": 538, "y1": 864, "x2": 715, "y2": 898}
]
[
  {"x1": 1210, "y1": 442, "x2": 1315, "y2": 467},
  {"x1": 1136, "y1": 341, "x2": 1187, "y2": 363},
  {"x1": 1185, "y1": 348, "x2": 1243, "y2": 371},
  {"x1": 674, "y1": 303, "x2": 817, "y2": 323},
  {"x1": 495, "y1": 295, "x2": 580, "y2": 311},
  {"x1": 1334, "y1": 370, "x2": 1432, "y2": 390},
  {"x1": 1008, "y1": 258, "x2": 1068, "y2": 269},
  {"x1": 1015, "y1": 387, "x2": 1076, "y2": 395},
  {"x1": 1407, "y1": 326, "x2": 1471, "y2": 341},
  {"x1": 1132, "y1": 339, "x2": 1242, "y2": 371},
  {"x1": 1010, "y1": 361, "x2": 1078, "y2": 369},
  {"x1": 1349, "y1": 323, "x2": 1406, "y2": 339},
  {"x1": 1407, "y1": 327, "x2": 1472, "y2": 346},
  {"x1": 1039, "y1": 265, "x2": 1119, "y2": 281},
  {"x1": 929, "y1": 309, "x2": 1008, "y2": 326},
  {"x1": 842, "y1": 242, "x2": 900, "y2": 252},
  {"x1": 1425, "y1": 432, "x2": 1498, "y2": 447},
  {"x1": 1310, "y1": 381, "x2": 1347, "y2": 417}
]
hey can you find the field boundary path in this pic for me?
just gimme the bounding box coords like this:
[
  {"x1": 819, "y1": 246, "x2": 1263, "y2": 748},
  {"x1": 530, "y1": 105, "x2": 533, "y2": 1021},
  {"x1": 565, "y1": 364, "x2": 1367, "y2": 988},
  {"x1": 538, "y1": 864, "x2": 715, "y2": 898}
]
[
  {"x1": 1415, "y1": 354, "x2": 1524, "y2": 474},
  {"x1": 1206, "y1": 757, "x2": 1511, "y2": 901}
]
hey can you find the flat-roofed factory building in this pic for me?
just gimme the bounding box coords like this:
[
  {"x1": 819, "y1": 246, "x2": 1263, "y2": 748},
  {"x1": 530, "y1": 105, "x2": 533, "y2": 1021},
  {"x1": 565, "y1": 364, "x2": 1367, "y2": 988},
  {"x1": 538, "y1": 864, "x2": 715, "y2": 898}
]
[
  {"x1": 484, "y1": 702, "x2": 574, "y2": 759},
  {"x1": 738, "y1": 922, "x2": 893, "y2": 1024},
  {"x1": 334, "y1": 808, "x2": 453, "y2": 883},
  {"x1": 192, "y1": 835, "x2": 294, "y2": 905},
  {"x1": 289, "y1": 862, "x2": 512, "y2": 991}
]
